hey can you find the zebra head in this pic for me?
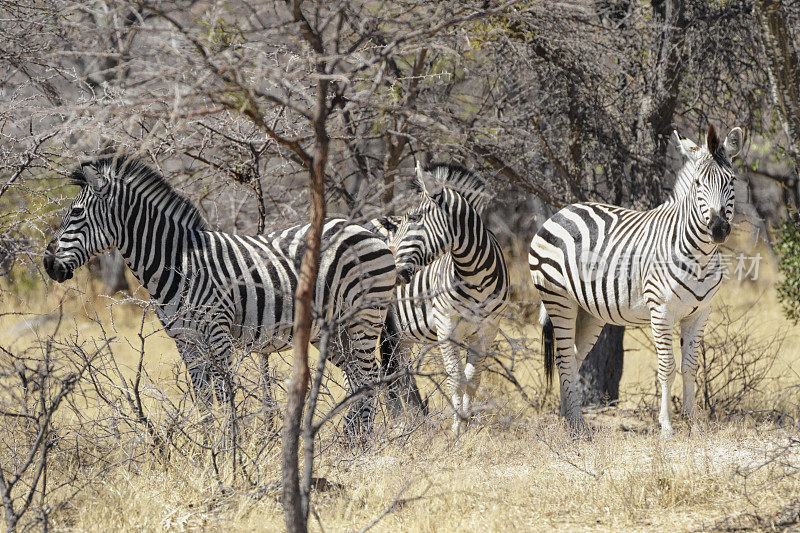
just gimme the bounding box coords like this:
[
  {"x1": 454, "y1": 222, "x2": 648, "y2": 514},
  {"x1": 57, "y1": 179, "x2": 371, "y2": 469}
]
[
  {"x1": 388, "y1": 162, "x2": 479, "y2": 282},
  {"x1": 673, "y1": 125, "x2": 744, "y2": 244},
  {"x1": 44, "y1": 159, "x2": 118, "y2": 283}
]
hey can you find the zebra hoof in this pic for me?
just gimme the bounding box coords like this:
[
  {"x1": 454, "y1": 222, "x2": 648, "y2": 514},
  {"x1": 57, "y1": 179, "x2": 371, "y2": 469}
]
[
  {"x1": 659, "y1": 426, "x2": 675, "y2": 439},
  {"x1": 452, "y1": 414, "x2": 471, "y2": 437},
  {"x1": 569, "y1": 423, "x2": 592, "y2": 441}
]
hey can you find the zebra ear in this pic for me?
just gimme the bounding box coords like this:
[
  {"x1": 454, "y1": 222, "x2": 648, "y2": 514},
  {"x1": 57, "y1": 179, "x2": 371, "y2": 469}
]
[
  {"x1": 414, "y1": 161, "x2": 444, "y2": 198},
  {"x1": 706, "y1": 124, "x2": 720, "y2": 154},
  {"x1": 724, "y1": 127, "x2": 744, "y2": 159},
  {"x1": 81, "y1": 164, "x2": 110, "y2": 197},
  {"x1": 673, "y1": 130, "x2": 699, "y2": 159}
]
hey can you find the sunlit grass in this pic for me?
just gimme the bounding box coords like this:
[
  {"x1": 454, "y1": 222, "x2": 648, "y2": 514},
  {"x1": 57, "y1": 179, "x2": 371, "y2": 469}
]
[{"x1": 1, "y1": 243, "x2": 798, "y2": 531}]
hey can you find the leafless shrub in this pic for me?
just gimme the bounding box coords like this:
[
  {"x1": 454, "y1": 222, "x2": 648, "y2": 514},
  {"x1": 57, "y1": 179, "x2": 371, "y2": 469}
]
[
  {"x1": 0, "y1": 307, "x2": 99, "y2": 532},
  {"x1": 626, "y1": 302, "x2": 794, "y2": 428},
  {"x1": 697, "y1": 306, "x2": 790, "y2": 423}
]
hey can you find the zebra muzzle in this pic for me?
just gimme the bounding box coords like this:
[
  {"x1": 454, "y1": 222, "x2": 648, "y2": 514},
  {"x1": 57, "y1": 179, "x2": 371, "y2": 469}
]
[
  {"x1": 708, "y1": 212, "x2": 731, "y2": 243},
  {"x1": 43, "y1": 252, "x2": 74, "y2": 282}
]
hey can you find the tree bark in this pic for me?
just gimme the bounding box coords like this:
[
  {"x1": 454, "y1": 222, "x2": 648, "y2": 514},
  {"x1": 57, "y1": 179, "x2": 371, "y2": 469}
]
[
  {"x1": 579, "y1": 325, "x2": 625, "y2": 406},
  {"x1": 282, "y1": 70, "x2": 329, "y2": 533},
  {"x1": 634, "y1": 0, "x2": 687, "y2": 206},
  {"x1": 755, "y1": 0, "x2": 800, "y2": 170}
]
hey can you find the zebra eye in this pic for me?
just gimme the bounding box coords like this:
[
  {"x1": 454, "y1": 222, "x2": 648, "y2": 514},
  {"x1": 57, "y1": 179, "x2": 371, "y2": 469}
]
[
  {"x1": 70, "y1": 206, "x2": 85, "y2": 218},
  {"x1": 407, "y1": 213, "x2": 422, "y2": 223}
]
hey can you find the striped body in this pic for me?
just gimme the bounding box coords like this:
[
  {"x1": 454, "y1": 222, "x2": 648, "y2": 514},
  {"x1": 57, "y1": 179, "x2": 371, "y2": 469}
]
[
  {"x1": 531, "y1": 200, "x2": 724, "y2": 327},
  {"x1": 155, "y1": 221, "x2": 396, "y2": 354},
  {"x1": 391, "y1": 247, "x2": 509, "y2": 344},
  {"x1": 529, "y1": 126, "x2": 744, "y2": 436},
  {"x1": 44, "y1": 157, "x2": 396, "y2": 435},
  {"x1": 375, "y1": 164, "x2": 509, "y2": 433}
]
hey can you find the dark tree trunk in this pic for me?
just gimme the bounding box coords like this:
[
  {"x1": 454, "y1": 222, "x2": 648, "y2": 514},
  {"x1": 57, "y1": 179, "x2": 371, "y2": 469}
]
[
  {"x1": 579, "y1": 324, "x2": 625, "y2": 406},
  {"x1": 756, "y1": 0, "x2": 800, "y2": 171},
  {"x1": 633, "y1": 0, "x2": 687, "y2": 206}
]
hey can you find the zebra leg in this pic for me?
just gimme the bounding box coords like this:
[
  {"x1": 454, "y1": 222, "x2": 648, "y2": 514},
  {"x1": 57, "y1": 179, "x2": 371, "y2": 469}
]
[
  {"x1": 380, "y1": 307, "x2": 427, "y2": 417},
  {"x1": 574, "y1": 310, "x2": 605, "y2": 365},
  {"x1": 180, "y1": 343, "x2": 215, "y2": 410},
  {"x1": 384, "y1": 337, "x2": 427, "y2": 417},
  {"x1": 546, "y1": 302, "x2": 587, "y2": 434},
  {"x1": 335, "y1": 322, "x2": 380, "y2": 439},
  {"x1": 259, "y1": 351, "x2": 278, "y2": 429},
  {"x1": 462, "y1": 325, "x2": 496, "y2": 427},
  {"x1": 650, "y1": 308, "x2": 677, "y2": 438},
  {"x1": 574, "y1": 310, "x2": 606, "y2": 411},
  {"x1": 208, "y1": 343, "x2": 234, "y2": 409},
  {"x1": 440, "y1": 338, "x2": 466, "y2": 435},
  {"x1": 679, "y1": 309, "x2": 710, "y2": 427},
  {"x1": 379, "y1": 315, "x2": 405, "y2": 417}
]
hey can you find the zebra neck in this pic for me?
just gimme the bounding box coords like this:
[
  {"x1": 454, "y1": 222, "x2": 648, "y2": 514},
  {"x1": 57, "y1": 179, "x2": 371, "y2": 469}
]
[
  {"x1": 674, "y1": 193, "x2": 718, "y2": 266},
  {"x1": 449, "y1": 222, "x2": 501, "y2": 289},
  {"x1": 117, "y1": 206, "x2": 191, "y2": 303}
]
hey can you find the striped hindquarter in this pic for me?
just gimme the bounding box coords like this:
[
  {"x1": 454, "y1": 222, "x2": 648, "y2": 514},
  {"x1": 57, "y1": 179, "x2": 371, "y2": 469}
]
[{"x1": 529, "y1": 125, "x2": 744, "y2": 437}]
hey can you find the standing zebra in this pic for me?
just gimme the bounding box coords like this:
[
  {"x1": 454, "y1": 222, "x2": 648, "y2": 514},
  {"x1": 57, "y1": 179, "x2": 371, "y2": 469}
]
[
  {"x1": 529, "y1": 125, "x2": 744, "y2": 437},
  {"x1": 376, "y1": 163, "x2": 509, "y2": 434},
  {"x1": 43, "y1": 156, "x2": 397, "y2": 436}
]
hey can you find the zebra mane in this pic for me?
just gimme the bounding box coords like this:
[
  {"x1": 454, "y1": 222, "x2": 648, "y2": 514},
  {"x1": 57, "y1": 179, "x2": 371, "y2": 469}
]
[
  {"x1": 665, "y1": 158, "x2": 695, "y2": 205},
  {"x1": 665, "y1": 147, "x2": 735, "y2": 206},
  {"x1": 414, "y1": 163, "x2": 489, "y2": 214},
  {"x1": 72, "y1": 156, "x2": 208, "y2": 230}
]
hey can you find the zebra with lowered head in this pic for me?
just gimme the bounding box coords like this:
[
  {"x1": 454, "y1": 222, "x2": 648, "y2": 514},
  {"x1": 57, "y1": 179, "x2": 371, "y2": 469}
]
[
  {"x1": 529, "y1": 125, "x2": 744, "y2": 437},
  {"x1": 374, "y1": 163, "x2": 509, "y2": 434},
  {"x1": 43, "y1": 156, "x2": 397, "y2": 436}
]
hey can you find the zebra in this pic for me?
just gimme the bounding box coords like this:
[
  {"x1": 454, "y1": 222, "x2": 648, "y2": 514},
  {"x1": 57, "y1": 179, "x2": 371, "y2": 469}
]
[
  {"x1": 373, "y1": 163, "x2": 510, "y2": 434},
  {"x1": 43, "y1": 156, "x2": 397, "y2": 436},
  {"x1": 368, "y1": 162, "x2": 491, "y2": 247},
  {"x1": 529, "y1": 125, "x2": 744, "y2": 437}
]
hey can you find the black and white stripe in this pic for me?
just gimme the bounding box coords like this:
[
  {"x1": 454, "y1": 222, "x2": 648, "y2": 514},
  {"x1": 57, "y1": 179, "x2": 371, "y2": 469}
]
[
  {"x1": 43, "y1": 156, "x2": 397, "y2": 436},
  {"x1": 373, "y1": 163, "x2": 509, "y2": 433},
  {"x1": 529, "y1": 125, "x2": 744, "y2": 436}
]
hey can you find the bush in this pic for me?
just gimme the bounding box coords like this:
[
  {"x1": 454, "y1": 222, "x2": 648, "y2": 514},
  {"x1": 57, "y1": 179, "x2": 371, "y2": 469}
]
[
  {"x1": 697, "y1": 307, "x2": 787, "y2": 420},
  {"x1": 775, "y1": 214, "x2": 800, "y2": 324}
]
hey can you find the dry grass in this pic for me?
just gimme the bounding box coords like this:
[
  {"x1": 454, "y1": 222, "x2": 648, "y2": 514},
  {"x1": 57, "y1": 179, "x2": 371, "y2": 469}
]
[
  {"x1": 1, "y1": 252, "x2": 799, "y2": 532},
  {"x1": 47, "y1": 416, "x2": 799, "y2": 532}
]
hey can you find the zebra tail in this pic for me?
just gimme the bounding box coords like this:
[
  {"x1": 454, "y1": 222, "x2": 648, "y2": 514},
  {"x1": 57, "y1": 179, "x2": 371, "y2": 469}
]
[
  {"x1": 379, "y1": 307, "x2": 401, "y2": 379},
  {"x1": 539, "y1": 304, "x2": 555, "y2": 390}
]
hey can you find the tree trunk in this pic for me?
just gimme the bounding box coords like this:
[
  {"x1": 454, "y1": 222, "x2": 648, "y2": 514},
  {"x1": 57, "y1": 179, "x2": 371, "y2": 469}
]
[
  {"x1": 755, "y1": 0, "x2": 800, "y2": 170},
  {"x1": 579, "y1": 324, "x2": 625, "y2": 406},
  {"x1": 634, "y1": 0, "x2": 687, "y2": 206},
  {"x1": 282, "y1": 79, "x2": 329, "y2": 533}
]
